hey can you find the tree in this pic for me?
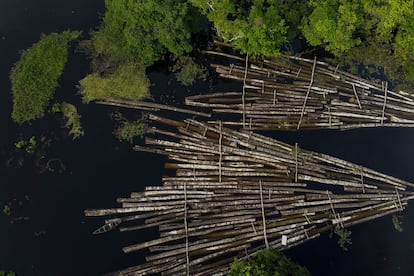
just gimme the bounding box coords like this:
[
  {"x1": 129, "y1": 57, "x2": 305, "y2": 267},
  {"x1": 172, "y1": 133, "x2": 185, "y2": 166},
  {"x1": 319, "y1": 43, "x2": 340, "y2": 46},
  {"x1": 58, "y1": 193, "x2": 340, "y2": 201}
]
[
  {"x1": 228, "y1": 248, "x2": 311, "y2": 276},
  {"x1": 10, "y1": 31, "x2": 80, "y2": 123},
  {"x1": 301, "y1": 0, "x2": 414, "y2": 85},
  {"x1": 301, "y1": 0, "x2": 361, "y2": 55},
  {"x1": 88, "y1": 0, "x2": 204, "y2": 68},
  {"x1": 190, "y1": 0, "x2": 289, "y2": 57},
  {"x1": 170, "y1": 55, "x2": 207, "y2": 86}
]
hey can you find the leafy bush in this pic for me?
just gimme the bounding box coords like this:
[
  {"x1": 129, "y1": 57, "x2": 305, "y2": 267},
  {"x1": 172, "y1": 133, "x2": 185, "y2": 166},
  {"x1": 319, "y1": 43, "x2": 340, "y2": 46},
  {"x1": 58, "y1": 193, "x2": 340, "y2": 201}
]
[
  {"x1": 10, "y1": 31, "x2": 80, "y2": 123},
  {"x1": 228, "y1": 248, "x2": 311, "y2": 276}
]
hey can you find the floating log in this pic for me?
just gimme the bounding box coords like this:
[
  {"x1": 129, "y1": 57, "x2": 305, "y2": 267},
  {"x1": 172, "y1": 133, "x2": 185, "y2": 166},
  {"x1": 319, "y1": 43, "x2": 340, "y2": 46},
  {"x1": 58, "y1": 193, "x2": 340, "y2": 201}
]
[
  {"x1": 96, "y1": 97, "x2": 211, "y2": 118},
  {"x1": 85, "y1": 117, "x2": 414, "y2": 275},
  {"x1": 185, "y1": 51, "x2": 414, "y2": 130}
]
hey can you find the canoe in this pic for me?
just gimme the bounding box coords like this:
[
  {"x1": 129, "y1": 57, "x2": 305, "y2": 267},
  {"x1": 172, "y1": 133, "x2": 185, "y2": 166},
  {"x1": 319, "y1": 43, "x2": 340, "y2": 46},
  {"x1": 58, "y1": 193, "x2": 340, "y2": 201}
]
[{"x1": 93, "y1": 218, "x2": 121, "y2": 235}]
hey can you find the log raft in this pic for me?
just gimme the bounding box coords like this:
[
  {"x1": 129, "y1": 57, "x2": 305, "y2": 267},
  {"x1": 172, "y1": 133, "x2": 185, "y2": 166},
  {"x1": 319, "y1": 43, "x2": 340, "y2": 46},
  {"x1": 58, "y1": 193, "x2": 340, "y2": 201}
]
[
  {"x1": 185, "y1": 51, "x2": 414, "y2": 130},
  {"x1": 85, "y1": 116, "x2": 414, "y2": 275}
]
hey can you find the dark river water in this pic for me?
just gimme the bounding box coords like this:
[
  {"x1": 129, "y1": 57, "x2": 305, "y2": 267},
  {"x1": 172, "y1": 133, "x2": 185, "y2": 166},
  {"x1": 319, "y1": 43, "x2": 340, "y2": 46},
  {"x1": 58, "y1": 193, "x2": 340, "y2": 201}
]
[{"x1": 1, "y1": 1, "x2": 414, "y2": 276}]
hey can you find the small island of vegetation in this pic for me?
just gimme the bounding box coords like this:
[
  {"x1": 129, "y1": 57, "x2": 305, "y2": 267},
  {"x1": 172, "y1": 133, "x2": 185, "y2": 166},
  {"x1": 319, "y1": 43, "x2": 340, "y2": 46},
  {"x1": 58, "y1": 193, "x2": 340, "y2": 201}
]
[{"x1": 10, "y1": 31, "x2": 80, "y2": 123}]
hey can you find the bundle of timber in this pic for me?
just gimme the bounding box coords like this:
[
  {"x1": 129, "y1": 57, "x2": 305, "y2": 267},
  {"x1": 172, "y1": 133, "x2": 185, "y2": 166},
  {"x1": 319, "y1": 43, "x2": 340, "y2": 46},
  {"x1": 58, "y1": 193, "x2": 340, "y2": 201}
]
[
  {"x1": 85, "y1": 116, "x2": 414, "y2": 275},
  {"x1": 186, "y1": 51, "x2": 414, "y2": 130}
]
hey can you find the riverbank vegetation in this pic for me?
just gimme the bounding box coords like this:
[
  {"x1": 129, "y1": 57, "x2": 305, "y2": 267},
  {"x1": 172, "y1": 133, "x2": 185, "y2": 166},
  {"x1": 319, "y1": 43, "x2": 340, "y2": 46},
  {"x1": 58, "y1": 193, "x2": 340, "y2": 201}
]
[
  {"x1": 10, "y1": 31, "x2": 80, "y2": 123},
  {"x1": 302, "y1": 0, "x2": 414, "y2": 88},
  {"x1": 10, "y1": 1, "x2": 414, "y2": 125},
  {"x1": 78, "y1": 0, "x2": 205, "y2": 103},
  {"x1": 228, "y1": 248, "x2": 310, "y2": 276}
]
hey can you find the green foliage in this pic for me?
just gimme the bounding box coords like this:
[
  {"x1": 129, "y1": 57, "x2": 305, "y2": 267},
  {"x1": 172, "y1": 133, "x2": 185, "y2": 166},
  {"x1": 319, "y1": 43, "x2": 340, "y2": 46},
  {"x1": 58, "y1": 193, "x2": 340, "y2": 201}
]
[
  {"x1": 3, "y1": 205, "x2": 11, "y2": 216},
  {"x1": 228, "y1": 248, "x2": 311, "y2": 276},
  {"x1": 301, "y1": 0, "x2": 361, "y2": 55},
  {"x1": 51, "y1": 103, "x2": 62, "y2": 113},
  {"x1": 301, "y1": 0, "x2": 414, "y2": 85},
  {"x1": 191, "y1": 1, "x2": 288, "y2": 57},
  {"x1": 15, "y1": 136, "x2": 37, "y2": 154},
  {"x1": 0, "y1": 271, "x2": 15, "y2": 276},
  {"x1": 61, "y1": 102, "x2": 84, "y2": 140},
  {"x1": 14, "y1": 141, "x2": 26, "y2": 150},
  {"x1": 113, "y1": 113, "x2": 151, "y2": 143},
  {"x1": 392, "y1": 214, "x2": 404, "y2": 232},
  {"x1": 334, "y1": 227, "x2": 352, "y2": 251},
  {"x1": 10, "y1": 31, "x2": 80, "y2": 123},
  {"x1": 170, "y1": 56, "x2": 208, "y2": 86},
  {"x1": 79, "y1": 63, "x2": 150, "y2": 103},
  {"x1": 88, "y1": 0, "x2": 204, "y2": 68},
  {"x1": 26, "y1": 136, "x2": 37, "y2": 153}
]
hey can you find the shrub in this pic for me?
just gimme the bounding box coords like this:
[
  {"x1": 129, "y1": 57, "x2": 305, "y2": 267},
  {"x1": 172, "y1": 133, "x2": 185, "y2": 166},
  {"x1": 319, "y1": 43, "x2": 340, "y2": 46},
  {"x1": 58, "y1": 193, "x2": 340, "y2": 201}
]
[{"x1": 171, "y1": 56, "x2": 208, "y2": 86}]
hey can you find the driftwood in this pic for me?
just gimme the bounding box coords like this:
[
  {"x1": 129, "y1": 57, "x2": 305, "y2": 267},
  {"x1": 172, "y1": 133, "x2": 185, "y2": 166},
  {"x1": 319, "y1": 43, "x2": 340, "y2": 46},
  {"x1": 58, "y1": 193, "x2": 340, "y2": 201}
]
[{"x1": 85, "y1": 116, "x2": 414, "y2": 275}]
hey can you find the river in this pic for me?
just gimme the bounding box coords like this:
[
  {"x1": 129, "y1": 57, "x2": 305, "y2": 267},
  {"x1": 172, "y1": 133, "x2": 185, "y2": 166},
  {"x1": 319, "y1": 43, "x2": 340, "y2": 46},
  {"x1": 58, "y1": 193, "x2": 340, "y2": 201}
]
[{"x1": 1, "y1": 1, "x2": 414, "y2": 276}]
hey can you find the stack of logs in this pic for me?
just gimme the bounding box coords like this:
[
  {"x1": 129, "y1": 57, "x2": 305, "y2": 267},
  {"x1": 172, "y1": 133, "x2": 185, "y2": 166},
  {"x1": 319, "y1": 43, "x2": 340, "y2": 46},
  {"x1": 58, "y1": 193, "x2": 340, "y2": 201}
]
[
  {"x1": 85, "y1": 115, "x2": 414, "y2": 275},
  {"x1": 186, "y1": 52, "x2": 414, "y2": 130}
]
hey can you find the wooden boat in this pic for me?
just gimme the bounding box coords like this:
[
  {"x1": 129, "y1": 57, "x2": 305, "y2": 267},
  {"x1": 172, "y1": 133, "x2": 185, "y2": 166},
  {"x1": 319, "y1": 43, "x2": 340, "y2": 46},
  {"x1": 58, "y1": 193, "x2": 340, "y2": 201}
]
[{"x1": 92, "y1": 218, "x2": 121, "y2": 235}]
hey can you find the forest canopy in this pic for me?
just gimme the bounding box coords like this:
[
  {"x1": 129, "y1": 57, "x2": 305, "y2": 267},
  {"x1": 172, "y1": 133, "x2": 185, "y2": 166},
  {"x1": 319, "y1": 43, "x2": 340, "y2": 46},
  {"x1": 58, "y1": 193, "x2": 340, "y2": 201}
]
[
  {"x1": 10, "y1": 31, "x2": 80, "y2": 123},
  {"x1": 190, "y1": 0, "x2": 291, "y2": 57},
  {"x1": 86, "y1": 0, "x2": 204, "y2": 69},
  {"x1": 301, "y1": 0, "x2": 414, "y2": 83},
  {"x1": 78, "y1": 0, "x2": 205, "y2": 104},
  {"x1": 80, "y1": 0, "x2": 414, "y2": 101}
]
